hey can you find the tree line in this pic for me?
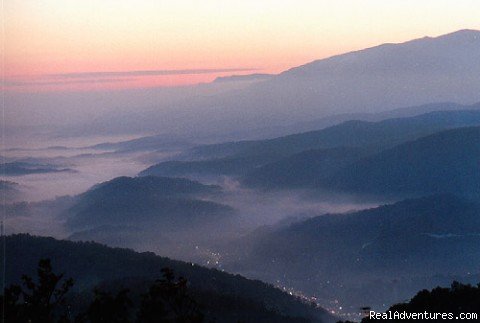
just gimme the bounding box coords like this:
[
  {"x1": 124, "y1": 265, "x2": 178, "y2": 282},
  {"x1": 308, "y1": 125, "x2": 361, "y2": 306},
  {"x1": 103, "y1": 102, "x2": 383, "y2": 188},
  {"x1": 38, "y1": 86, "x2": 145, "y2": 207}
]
[{"x1": 1, "y1": 259, "x2": 204, "y2": 323}]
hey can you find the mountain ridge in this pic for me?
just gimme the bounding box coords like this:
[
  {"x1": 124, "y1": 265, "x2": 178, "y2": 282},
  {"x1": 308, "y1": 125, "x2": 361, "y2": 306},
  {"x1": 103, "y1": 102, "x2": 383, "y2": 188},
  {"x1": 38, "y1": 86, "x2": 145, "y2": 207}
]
[
  {"x1": 63, "y1": 29, "x2": 480, "y2": 139},
  {"x1": 327, "y1": 126, "x2": 480, "y2": 197}
]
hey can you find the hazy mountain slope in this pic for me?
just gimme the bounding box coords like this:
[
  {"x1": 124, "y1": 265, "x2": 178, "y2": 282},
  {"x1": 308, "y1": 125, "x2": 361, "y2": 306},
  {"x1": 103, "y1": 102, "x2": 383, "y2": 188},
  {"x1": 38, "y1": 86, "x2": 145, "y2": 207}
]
[
  {"x1": 89, "y1": 134, "x2": 192, "y2": 153},
  {"x1": 268, "y1": 102, "x2": 478, "y2": 137},
  {"x1": 48, "y1": 30, "x2": 480, "y2": 139},
  {"x1": 0, "y1": 180, "x2": 18, "y2": 192},
  {"x1": 2, "y1": 234, "x2": 333, "y2": 323},
  {"x1": 226, "y1": 194, "x2": 480, "y2": 309},
  {"x1": 242, "y1": 147, "x2": 371, "y2": 189},
  {"x1": 80, "y1": 175, "x2": 220, "y2": 198},
  {"x1": 0, "y1": 180, "x2": 21, "y2": 202},
  {"x1": 269, "y1": 29, "x2": 480, "y2": 115},
  {"x1": 328, "y1": 126, "x2": 480, "y2": 196},
  {"x1": 66, "y1": 176, "x2": 233, "y2": 230},
  {"x1": 214, "y1": 73, "x2": 274, "y2": 83},
  {"x1": 0, "y1": 161, "x2": 73, "y2": 176},
  {"x1": 239, "y1": 111, "x2": 480, "y2": 190},
  {"x1": 245, "y1": 194, "x2": 480, "y2": 275},
  {"x1": 375, "y1": 102, "x2": 480, "y2": 120},
  {"x1": 139, "y1": 154, "x2": 278, "y2": 177},
  {"x1": 142, "y1": 110, "x2": 480, "y2": 180},
  {"x1": 189, "y1": 109, "x2": 480, "y2": 160},
  {"x1": 89, "y1": 30, "x2": 480, "y2": 139}
]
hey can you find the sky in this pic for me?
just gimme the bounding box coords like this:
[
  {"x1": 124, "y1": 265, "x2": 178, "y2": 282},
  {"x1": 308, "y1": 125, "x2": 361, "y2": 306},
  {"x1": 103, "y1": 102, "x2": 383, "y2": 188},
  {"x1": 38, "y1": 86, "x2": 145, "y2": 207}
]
[{"x1": 3, "y1": 0, "x2": 480, "y2": 92}]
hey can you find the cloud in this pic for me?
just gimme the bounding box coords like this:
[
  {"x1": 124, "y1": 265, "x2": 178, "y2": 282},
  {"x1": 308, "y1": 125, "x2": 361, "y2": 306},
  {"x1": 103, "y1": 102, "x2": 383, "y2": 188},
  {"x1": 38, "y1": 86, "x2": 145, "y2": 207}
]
[
  {"x1": 4, "y1": 68, "x2": 258, "y2": 88},
  {"x1": 5, "y1": 78, "x2": 134, "y2": 87},
  {"x1": 44, "y1": 68, "x2": 258, "y2": 79}
]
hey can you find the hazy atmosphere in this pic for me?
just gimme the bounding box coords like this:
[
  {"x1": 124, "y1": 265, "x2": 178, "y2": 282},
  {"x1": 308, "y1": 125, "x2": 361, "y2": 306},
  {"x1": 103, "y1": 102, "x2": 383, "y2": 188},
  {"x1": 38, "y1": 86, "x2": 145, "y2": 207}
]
[{"x1": 2, "y1": 1, "x2": 480, "y2": 322}]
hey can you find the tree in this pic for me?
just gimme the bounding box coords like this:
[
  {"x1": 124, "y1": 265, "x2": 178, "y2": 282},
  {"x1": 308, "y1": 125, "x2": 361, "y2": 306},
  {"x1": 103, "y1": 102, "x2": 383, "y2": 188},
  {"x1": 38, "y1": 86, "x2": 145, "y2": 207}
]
[
  {"x1": 0, "y1": 258, "x2": 74, "y2": 323},
  {"x1": 83, "y1": 288, "x2": 133, "y2": 323},
  {"x1": 0, "y1": 284, "x2": 23, "y2": 321},
  {"x1": 136, "y1": 268, "x2": 204, "y2": 323},
  {"x1": 1, "y1": 259, "x2": 206, "y2": 323}
]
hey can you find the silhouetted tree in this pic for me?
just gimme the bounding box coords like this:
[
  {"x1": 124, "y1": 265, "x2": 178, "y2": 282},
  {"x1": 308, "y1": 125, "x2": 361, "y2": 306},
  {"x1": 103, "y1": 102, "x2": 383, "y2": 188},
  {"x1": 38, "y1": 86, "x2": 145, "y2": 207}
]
[
  {"x1": 136, "y1": 268, "x2": 204, "y2": 323},
  {"x1": 1, "y1": 259, "x2": 207, "y2": 323},
  {"x1": 0, "y1": 284, "x2": 23, "y2": 321},
  {"x1": 0, "y1": 258, "x2": 74, "y2": 323},
  {"x1": 82, "y1": 288, "x2": 133, "y2": 323}
]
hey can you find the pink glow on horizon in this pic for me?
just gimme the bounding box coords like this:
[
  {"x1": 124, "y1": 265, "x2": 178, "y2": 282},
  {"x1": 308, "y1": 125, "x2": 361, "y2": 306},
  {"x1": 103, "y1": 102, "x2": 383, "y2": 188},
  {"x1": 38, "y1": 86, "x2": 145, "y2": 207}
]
[
  {"x1": 3, "y1": 71, "x2": 273, "y2": 93},
  {"x1": 4, "y1": 0, "x2": 480, "y2": 93}
]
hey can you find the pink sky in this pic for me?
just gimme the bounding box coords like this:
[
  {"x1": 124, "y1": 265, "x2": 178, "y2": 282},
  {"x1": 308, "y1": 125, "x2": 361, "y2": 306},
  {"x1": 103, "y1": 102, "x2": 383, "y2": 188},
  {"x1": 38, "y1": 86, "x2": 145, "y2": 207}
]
[{"x1": 3, "y1": 0, "x2": 480, "y2": 92}]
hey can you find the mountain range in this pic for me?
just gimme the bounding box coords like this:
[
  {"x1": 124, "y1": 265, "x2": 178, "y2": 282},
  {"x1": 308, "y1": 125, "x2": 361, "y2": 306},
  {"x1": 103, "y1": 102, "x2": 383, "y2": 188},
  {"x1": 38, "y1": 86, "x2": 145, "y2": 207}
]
[
  {"x1": 40, "y1": 29, "x2": 480, "y2": 140},
  {"x1": 327, "y1": 126, "x2": 480, "y2": 197},
  {"x1": 223, "y1": 194, "x2": 480, "y2": 309},
  {"x1": 244, "y1": 124, "x2": 480, "y2": 197},
  {"x1": 6, "y1": 28, "x2": 480, "y2": 320},
  {"x1": 141, "y1": 110, "x2": 480, "y2": 191}
]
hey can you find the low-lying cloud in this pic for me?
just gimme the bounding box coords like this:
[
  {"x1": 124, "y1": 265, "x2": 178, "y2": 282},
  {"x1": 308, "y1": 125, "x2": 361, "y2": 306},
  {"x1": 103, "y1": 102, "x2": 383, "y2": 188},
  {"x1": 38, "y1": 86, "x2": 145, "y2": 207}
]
[{"x1": 46, "y1": 68, "x2": 258, "y2": 79}]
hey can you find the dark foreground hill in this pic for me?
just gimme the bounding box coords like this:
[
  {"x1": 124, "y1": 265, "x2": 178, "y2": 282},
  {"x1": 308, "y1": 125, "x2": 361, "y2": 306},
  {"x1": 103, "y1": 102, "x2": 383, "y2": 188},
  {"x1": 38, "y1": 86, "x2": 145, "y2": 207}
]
[
  {"x1": 339, "y1": 282, "x2": 480, "y2": 323},
  {"x1": 1, "y1": 234, "x2": 334, "y2": 323}
]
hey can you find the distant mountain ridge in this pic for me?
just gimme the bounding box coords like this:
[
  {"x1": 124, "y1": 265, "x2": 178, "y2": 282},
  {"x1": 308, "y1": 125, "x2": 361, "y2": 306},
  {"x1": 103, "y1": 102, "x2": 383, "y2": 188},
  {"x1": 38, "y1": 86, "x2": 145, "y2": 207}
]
[
  {"x1": 328, "y1": 126, "x2": 480, "y2": 197},
  {"x1": 66, "y1": 176, "x2": 233, "y2": 230},
  {"x1": 83, "y1": 176, "x2": 220, "y2": 198},
  {"x1": 190, "y1": 109, "x2": 480, "y2": 159},
  {"x1": 241, "y1": 111, "x2": 480, "y2": 191},
  {"x1": 177, "y1": 29, "x2": 480, "y2": 135},
  {"x1": 65, "y1": 30, "x2": 480, "y2": 139},
  {"x1": 242, "y1": 147, "x2": 370, "y2": 189},
  {"x1": 214, "y1": 73, "x2": 274, "y2": 83},
  {"x1": 282, "y1": 29, "x2": 480, "y2": 78},
  {"x1": 0, "y1": 161, "x2": 73, "y2": 176},
  {"x1": 140, "y1": 110, "x2": 480, "y2": 182}
]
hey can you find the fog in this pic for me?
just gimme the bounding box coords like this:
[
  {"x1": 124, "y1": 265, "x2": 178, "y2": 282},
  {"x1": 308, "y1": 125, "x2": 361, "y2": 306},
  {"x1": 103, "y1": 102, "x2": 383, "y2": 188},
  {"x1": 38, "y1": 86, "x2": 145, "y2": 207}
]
[
  {"x1": 4, "y1": 29, "x2": 480, "y2": 317},
  {"x1": 210, "y1": 179, "x2": 379, "y2": 228},
  {"x1": 2, "y1": 133, "x2": 380, "y2": 266}
]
